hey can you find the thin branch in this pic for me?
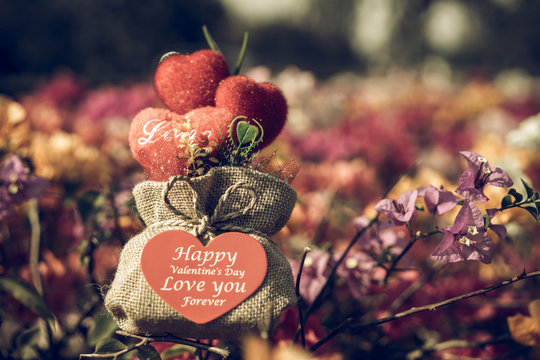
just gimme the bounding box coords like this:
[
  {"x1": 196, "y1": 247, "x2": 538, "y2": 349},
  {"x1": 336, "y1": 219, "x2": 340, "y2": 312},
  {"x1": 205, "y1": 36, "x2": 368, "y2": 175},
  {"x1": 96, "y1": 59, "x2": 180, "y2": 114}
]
[
  {"x1": 387, "y1": 262, "x2": 445, "y2": 315},
  {"x1": 295, "y1": 247, "x2": 311, "y2": 348},
  {"x1": 407, "y1": 334, "x2": 513, "y2": 359},
  {"x1": 293, "y1": 164, "x2": 421, "y2": 342},
  {"x1": 382, "y1": 222, "x2": 416, "y2": 285},
  {"x1": 308, "y1": 215, "x2": 379, "y2": 318},
  {"x1": 309, "y1": 268, "x2": 540, "y2": 352},
  {"x1": 383, "y1": 229, "x2": 441, "y2": 286},
  {"x1": 79, "y1": 331, "x2": 230, "y2": 359},
  {"x1": 292, "y1": 214, "x2": 380, "y2": 343}
]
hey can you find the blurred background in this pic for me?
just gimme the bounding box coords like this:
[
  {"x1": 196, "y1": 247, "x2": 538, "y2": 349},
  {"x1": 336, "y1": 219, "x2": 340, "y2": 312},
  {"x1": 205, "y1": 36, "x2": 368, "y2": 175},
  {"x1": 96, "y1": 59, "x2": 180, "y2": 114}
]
[
  {"x1": 1, "y1": 0, "x2": 540, "y2": 95},
  {"x1": 2, "y1": 1, "x2": 540, "y2": 358}
]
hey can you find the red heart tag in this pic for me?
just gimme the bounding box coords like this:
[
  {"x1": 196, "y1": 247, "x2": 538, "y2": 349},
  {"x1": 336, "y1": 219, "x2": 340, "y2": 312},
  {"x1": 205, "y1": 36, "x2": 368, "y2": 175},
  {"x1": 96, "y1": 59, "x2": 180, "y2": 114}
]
[{"x1": 140, "y1": 230, "x2": 268, "y2": 324}]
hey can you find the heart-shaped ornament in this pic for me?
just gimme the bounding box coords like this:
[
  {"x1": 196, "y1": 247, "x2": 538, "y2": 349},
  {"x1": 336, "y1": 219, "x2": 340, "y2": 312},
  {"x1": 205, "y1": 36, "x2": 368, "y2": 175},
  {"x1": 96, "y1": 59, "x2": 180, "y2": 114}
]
[
  {"x1": 129, "y1": 106, "x2": 236, "y2": 180},
  {"x1": 128, "y1": 107, "x2": 188, "y2": 181},
  {"x1": 183, "y1": 106, "x2": 236, "y2": 147},
  {"x1": 215, "y1": 75, "x2": 288, "y2": 149},
  {"x1": 154, "y1": 49, "x2": 230, "y2": 115},
  {"x1": 140, "y1": 230, "x2": 268, "y2": 324}
]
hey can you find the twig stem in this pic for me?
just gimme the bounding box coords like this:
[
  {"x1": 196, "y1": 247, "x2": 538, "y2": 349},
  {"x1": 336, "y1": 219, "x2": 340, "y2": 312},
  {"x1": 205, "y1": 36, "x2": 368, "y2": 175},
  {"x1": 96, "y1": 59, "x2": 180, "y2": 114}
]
[
  {"x1": 79, "y1": 331, "x2": 230, "y2": 359},
  {"x1": 295, "y1": 247, "x2": 311, "y2": 348},
  {"x1": 310, "y1": 268, "x2": 540, "y2": 351}
]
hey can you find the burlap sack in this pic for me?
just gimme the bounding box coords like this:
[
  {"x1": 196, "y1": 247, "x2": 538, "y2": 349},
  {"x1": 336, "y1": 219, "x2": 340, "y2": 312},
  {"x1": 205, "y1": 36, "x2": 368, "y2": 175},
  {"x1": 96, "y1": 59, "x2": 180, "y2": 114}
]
[{"x1": 104, "y1": 166, "x2": 297, "y2": 339}]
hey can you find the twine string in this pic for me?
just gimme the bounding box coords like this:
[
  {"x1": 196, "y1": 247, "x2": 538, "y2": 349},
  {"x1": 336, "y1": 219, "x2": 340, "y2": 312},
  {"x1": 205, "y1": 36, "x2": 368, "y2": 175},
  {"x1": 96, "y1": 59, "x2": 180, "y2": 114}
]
[{"x1": 161, "y1": 176, "x2": 258, "y2": 237}]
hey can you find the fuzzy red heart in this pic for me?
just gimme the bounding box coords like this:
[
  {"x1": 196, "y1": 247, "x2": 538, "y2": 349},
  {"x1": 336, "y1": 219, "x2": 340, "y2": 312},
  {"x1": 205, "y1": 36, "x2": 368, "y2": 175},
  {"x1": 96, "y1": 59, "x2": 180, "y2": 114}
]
[
  {"x1": 214, "y1": 75, "x2": 288, "y2": 149},
  {"x1": 154, "y1": 49, "x2": 230, "y2": 115},
  {"x1": 129, "y1": 107, "x2": 236, "y2": 180},
  {"x1": 140, "y1": 230, "x2": 268, "y2": 324},
  {"x1": 183, "y1": 106, "x2": 236, "y2": 147},
  {"x1": 129, "y1": 107, "x2": 187, "y2": 181}
]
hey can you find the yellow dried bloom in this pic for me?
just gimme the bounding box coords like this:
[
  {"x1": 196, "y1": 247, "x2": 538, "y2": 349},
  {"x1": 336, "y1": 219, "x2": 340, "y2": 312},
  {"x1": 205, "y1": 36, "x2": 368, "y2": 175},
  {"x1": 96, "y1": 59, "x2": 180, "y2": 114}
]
[{"x1": 507, "y1": 299, "x2": 540, "y2": 346}]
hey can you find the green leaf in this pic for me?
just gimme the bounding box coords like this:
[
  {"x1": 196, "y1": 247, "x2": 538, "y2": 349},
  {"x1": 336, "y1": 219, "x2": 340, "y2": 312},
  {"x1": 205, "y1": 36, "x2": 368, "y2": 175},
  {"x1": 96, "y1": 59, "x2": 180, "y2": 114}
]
[
  {"x1": 15, "y1": 326, "x2": 41, "y2": 349},
  {"x1": 414, "y1": 203, "x2": 424, "y2": 211},
  {"x1": 88, "y1": 312, "x2": 119, "y2": 347},
  {"x1": 202, "y1": 25, "x2": 222, "y2": 53},
  {"x1": 0, "y1": 277, "x2": 55, "y2": 325},
  {"x1": 233, "y1": 31, "x2": 249, "y2": 75},
  {"x1": 137, "y1": 345, "x2": 162, "y2": 360},
  {"x1": 95, "y1": 338, "x2": 128, "y2": 354},
  {"x1": 236, "y1": 121, "x2": 259, "y2": 146},
  {"x1": 160, "y1": 344, "x2": 194, "y2": 359},
  {"x1": 77, "y1": 190, "x2": 105, "y2": 223},
  {"x1": 501, "y1": 194, "x2": 513, "y2": 208},
  {"x1": 521, "y1": 178, "x2": 535, "y2": 199},
  {"x1": 483, "y1": 213, "x2": 490, "y2": 230},
  {"x1": 508, "y1": 188, "x2": 523, "y2": 203},
  {"x1": 15, "y1": 326, "x2": 41, "y2": 359}
]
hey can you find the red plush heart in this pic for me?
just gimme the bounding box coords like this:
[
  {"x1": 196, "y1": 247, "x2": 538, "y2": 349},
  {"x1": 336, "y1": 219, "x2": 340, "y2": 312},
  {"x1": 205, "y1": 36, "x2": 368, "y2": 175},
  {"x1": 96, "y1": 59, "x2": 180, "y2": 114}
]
[
  {"x1": 129, "y1": 107, "x2": 187, "y2": 181},
  {"x1": 129, "y1": 107, "x2": 236, "y2": 180},
  {"x1": 183, "y1": 106, "x2": 236, "y2": 147},
  {"x1": 214, "y1": 75, "x2": 288, "y2": 149},
  {"x1": 140, "y1": 230, "x2": 268, "y2": 324},
  {"x1": 154, "y1": 49, "x2": 230, "y2": 115}
]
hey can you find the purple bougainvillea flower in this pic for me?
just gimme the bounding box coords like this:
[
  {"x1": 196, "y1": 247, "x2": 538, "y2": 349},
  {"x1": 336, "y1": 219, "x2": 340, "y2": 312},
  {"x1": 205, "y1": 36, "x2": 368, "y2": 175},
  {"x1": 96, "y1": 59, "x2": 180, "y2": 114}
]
[
  {"x1": 418, "y1": 185, "x2": 460, "y2": 216},
  {"x1": 431, "y1": 200, "x2": 494, "y2": 264},
  {"x1": 289, "y1": 250, "x2": 330, "y2": 304},
  {"x1": 455, "y1": 151, "x2": 513, "y2": 202},
  {"x1": 0, "y1": 155, "x2": 49, "y2": 220},
  {"x1": 335, "y1": 250, "x2": 376, "y2": 300},
  {"x1": 354, "y1": 215, "x2": 408, "y2": 256},
  {"x1": 374, "y1": 189, "x2": 418, "y2": 225}
]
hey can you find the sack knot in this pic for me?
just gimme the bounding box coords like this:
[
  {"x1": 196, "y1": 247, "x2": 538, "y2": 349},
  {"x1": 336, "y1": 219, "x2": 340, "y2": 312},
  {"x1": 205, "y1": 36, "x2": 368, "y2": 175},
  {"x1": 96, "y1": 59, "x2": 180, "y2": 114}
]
[{"x1": 160, "y1": 175, "x2": 260, "y2": 239}]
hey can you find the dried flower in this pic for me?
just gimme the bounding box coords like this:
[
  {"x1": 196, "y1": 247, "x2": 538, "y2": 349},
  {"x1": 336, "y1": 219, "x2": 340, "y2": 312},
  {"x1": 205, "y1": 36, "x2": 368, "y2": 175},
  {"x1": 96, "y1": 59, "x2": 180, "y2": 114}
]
[
  {"x1": 31, "y1": 131, "x2": 112, "y2": 185},
  {"x1": 0, "y1": 96, "x2": 31, "y2": 154},
  {"x1": 507, "y1": 299, "x2": 540, "y2": 346}
]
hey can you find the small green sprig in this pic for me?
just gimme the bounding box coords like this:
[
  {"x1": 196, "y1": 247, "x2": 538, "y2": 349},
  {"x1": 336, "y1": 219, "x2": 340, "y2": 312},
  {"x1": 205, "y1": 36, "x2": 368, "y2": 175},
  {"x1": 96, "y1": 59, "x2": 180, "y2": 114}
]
[
  {"x1": 177, "y1": 122, "x2": 219, "y2": 177},
  {"x1": 500, "y1": 178, "x2": 540, "y2": 223}
]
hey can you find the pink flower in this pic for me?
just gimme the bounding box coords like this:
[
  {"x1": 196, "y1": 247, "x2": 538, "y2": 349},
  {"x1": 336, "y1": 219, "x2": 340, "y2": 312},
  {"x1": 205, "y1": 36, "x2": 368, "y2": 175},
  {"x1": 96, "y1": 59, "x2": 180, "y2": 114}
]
[
  {"x1": 0, "y1": 155, "x2": 49, "y2": 220},
  {"x1": 431, "y1": 200, "x2": 494, "y2": 264},
  {"x1": 353, "y1": 215, "x2": 408, "y2": 256},
  {"x1": 290, "y1": 250, "x2": 330, "y2": 304},
  {"x1": 335, "y1": 250, "x2": 375, "y2": 300},
  {"x1": 374, "y1": 189, "x2": 418, "y2": 226},
  {"x1": 455, "y1": 151, "x2": 513, "y2": 202},
  {"x1": 418, "y1": 185, "x2": 460, "y2": 215}
]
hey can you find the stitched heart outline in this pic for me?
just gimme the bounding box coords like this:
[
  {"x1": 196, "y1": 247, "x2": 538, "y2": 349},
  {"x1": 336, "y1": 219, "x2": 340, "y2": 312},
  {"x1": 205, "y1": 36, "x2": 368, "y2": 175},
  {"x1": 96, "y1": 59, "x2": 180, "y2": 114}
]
[{"x1": 140, "y1": 230, "x2": 268, "y2": 324}]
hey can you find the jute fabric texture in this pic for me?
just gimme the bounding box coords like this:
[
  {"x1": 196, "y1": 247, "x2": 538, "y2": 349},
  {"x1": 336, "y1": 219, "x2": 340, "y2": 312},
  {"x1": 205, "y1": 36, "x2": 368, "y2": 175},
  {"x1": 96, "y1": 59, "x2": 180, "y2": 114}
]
[{"x1": 104, "y1": 166, "x2": 297, "y2": 339}]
